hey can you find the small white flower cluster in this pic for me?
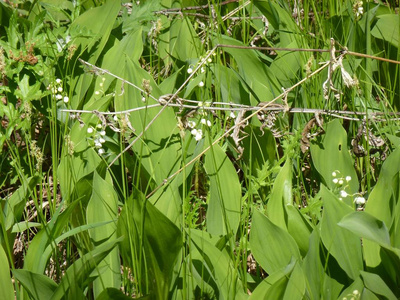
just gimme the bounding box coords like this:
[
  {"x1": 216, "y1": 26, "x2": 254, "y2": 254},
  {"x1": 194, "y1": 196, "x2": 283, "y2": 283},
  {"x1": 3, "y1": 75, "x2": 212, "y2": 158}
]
[
  {"x1": 332, "y1": 171, "x2": 366, "y2": 206},
  {"x1": 332, "y1": 171, "x2": 352, "y2": 186},
  {"x1": 50, "y1": 78, "x2": 69, "y2": 103},
  {"x1": 187, "y1": 117, "x2": 212, "y2": 141},
  {"x1": 87, "y1": 124, "x2": 106, "y2": 155},
  {"x1": 94, "y1": 77, "x2": 106, "y2": 96},
  {"x1": 353, "y1": 1, "x2": 363, "y2": 19},
  {"x1": 187, "y1": 51, "x2": 216, "y2": 88}
]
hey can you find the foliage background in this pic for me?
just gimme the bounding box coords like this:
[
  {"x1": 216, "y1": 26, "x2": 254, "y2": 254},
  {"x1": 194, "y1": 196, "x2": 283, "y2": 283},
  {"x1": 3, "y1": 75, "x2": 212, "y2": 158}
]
[{"x1": 1, "y1": 0, "x2": 400, "y2": 299}]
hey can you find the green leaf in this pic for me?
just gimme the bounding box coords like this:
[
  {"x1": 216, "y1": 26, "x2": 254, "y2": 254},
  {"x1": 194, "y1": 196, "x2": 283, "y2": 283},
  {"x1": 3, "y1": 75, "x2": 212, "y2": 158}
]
[
  {"x1": 250, "y1": 210, "x2": 300, "y2": 274},
  {"x1": 0, "y1": 246, "x2": 14, "y2": 300},
  {"x1": 360, "y1": 271, "x2": 397, "y2": 300},
  {"x1": 118, "y1": 194, "x2": 182, "y2": 299},
  {"x1": 364, "y1": 146, "x2": 400, "y2": 268},
  {"x1": 249, "y1": 260, "x2": 295, "y2": 299},
  {"x1": 13, "y1": 269, "x2": 57, "y2": 300},
  {"x1": 86, "y1": 171, "x2": 120, "y2": 297},
  {"x1": 14, "y1": 75, "x2": 43, "y2": 101},
  {"x1": 338, "y1": 211, "x2": 391, "y2": 247},
  {"x1": 204, "y1": 141, "x2": 241, "y2": 236},
  {"x1": 11, "y1": 221, "x2": 42, "y2": 233},
  {"x1": 190, "y1": 229, "x2": 247, "y2": 300},
  {"x1": 310, "y1": 119, "x2": 359, "y2": 205},
  {"x1": 23, "y1": 200, "x2": 80, "y2": 273},
  {"x1": 371, "y1": 14, "x2": 399, "y2": 48},
  {"x1": 213, "y1": 34, "x2": 280, "y2": 104},
  {"x1": 4, "y1": 175, "x2": 41, "y2": 231},
  {"x1": 267, "y1": 160, "x2": 292, "y2": 229},
  {"x1": 320, "y1": 185, "x2": 363, "y2": 279},
  {"x1": 51, "y1": 237, "x2": 122, "y2": 300},
  {"x1": 97, "y1": 288, "x2": 142, "y2": 300}
]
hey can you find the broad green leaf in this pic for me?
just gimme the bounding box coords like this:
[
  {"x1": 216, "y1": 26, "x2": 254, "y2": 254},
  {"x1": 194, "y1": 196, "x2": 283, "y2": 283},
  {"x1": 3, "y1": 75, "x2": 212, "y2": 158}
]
[
  {"x1": 4, "y1": 175, "x2": 41, "y2": 231},
  {"x1": 14, "y1": 75, "x2": 43, "y2": 101},
  {"x1": 242, "y1": 125, "x2": 276, "y2": 176},
  {"x1": 118, "y1": 194, "x2": 182, "y2": 299},
  {"x1": 310, "y1": 119, "x2": 358, "y2": 205},
  {"x1": 303, "y1": 226, "x2": 346, "y2": 300},
  {"x1": 320, "y1": 185, "x2": 363, "y2": 279},
  {"x1": 51, "y1": 237, "x2": 122, "y2": 300},
  {"x1": 13, "y1": 269, "x2": 57, "y2": 300},
  {"x1": 250, "y1": 210, "x2": 300, "y2": 274},
  {"x1": 213, "y1": 34, "x2": 280, "y2": 104},
  {"x1": 360, "y1": 271, "x2": 397, "y2": 300},
  {"x1": 364, "y1": 146, "x2": 400, "y2": 268},
  {"x1": 159, "y1": 16, "x2": 201, "y2": 63},
  {"x1": 114, "y1": 57, "x2": 184, "y2": 224},
  {"x1": 249, "y1": 260, "x2": 296, "y2": 299},
  {"x1": 97, "y1": 288, "x2": 140, "y2": 300},
  {"x1": 190, "y1": 229, "x2": 247, "y2": 300},
  {"x1": 283, "y1": 261, "x2": 306, "y2": 299},
  {"x1": 86, "y1": 171, "x2": 120, "y2": 297},
  {"x1": 365, "y1": 146, "x2": 400, "y2": 230},
  {"x1": 212, "y1": 64, "x2": 250, "y2": 105},
  {"x1": 23, "y1": 200, "x2": 80, "y2": 273},
  {"x1": 371, "y1": 14, "x2": 399, "y2": 48},
  {"x1": 204, "y1": 141, "x2": 241, "y2": 236},
  {"x1": 69, "y1": 0, "x2": 121, "y2": 108},
  {"x1": 11, "y1": 221, "x2": 41, "y2": 233},
  {"x1": 285, "y1": 205, "x2": 312, "y2": 256},
  {"x1": 338, "y1": 211, "x2": 391, "y2": 247},
  {"x1": 267, "y1": 160, "x2": 292, "y2": 229},
  {"x1": 0, "y1": 246, "x2": 14, "y2": 300}
]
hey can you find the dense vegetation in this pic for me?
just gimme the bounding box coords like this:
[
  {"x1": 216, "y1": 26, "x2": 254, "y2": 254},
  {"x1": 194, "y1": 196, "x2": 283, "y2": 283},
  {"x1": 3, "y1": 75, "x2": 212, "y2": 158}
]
[{"x1": 1, "y1": 0, "x2": 400, "y2": 299}]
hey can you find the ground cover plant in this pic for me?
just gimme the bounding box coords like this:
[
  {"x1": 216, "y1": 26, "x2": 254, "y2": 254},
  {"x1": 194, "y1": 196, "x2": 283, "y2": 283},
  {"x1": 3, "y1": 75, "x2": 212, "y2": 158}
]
[{"x1": 1, "y1": 0, "x2": 400, "y2": 299}]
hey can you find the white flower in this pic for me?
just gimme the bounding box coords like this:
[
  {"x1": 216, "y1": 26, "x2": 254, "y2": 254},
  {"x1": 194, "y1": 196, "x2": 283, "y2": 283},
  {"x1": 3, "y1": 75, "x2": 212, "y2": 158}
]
[
  {"x1": 340, "y1": 190, "x2": 348, "y2": 198},
  {"x1": 96, "y1": 124, "x2": 102, "y2": 129},
  {"x1": 353, "y1": 290, "x2": 359, "y2": 296},
  {"x1": 100, "y1": 130, "x2": 106, "y2": 136},
  {"x1": 56, "y1": 94, "x2": 63, "y2": 100},
  {"x1": 95, "y1": 91, "x2": 100, "y2": 95},
  {"x1": 200, "y1": 118, "x2": 212, "y2": 127},
  {"x1": 207, "y1": 58, "x2": 212, "y2": 63},
  {"x1": 57, "y1": 87, "x2": 63, "y2": 92},
  {"x1": 99, "y1": 138, "x2": 106, "y2": 144},
  {"x1": 191, "y1": 128, "x2": 203, "y2": 141},
  {"x1": 357, "y1": 7, "x2": 363, "y2": 17},
  {"x1": 198, "y1": 81, "x2": 204, "y2": 87},
  {"x1": 113, "y1": 115, "x2": 118, "y2": 121},
  {"x1": 346, "y1": 176, "x2": 351, "y2": 182},
  {"x1": 188, "y1": 120, "x2": 196, "y2": 128},
  {"x1": 102, "y1": 77, "x2": 106, "y2": 81},
  {"x1": 333, "y1": 178, "x2": 338, "y2": 184},
  {"x1": 338, "y1": 179, "x2": 344, "y2": 185},
  {"x1": 99, "y1": 82, "x2": 103, "y2": 87},
  {"x1": 95, "y1": 142, "x2": 102, "y2": 148},
  {"x1": 229, "y1": 111, "x2": 236, "y2": 119},
  {"x1": 98, "y1": 148, "x2": 105, "y2": 155},
  {"x1": 56, "y1": 78, "x2": 62, "y2": 84},
  {"x1": 142, "y1": 97, "x2": 146, "y2": 102},
  {"x1": 63, "y1": 96, "x2": 69, "y2": 103},
  {"x1": 187, "y1": 68, "x2": 193, "y2": 74},
  {"x1": 354, "y1": 197, "x2": 366, "y2": 205},
  {"x1": 332, "y1": 171, "x2": 337, "y2": 177},
  {"x1": 87, "y1": 127, "x2": 94, "y2": 134},
  {"x1": 200, "y1": 67, "x2": 205, "y2": 73}
]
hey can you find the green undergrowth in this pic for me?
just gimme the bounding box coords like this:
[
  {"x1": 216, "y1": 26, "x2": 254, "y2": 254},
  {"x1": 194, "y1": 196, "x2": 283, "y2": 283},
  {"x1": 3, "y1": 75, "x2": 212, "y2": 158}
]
[{"x1": 1, "y1": 0, "x2": 400, "y2": 299}]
